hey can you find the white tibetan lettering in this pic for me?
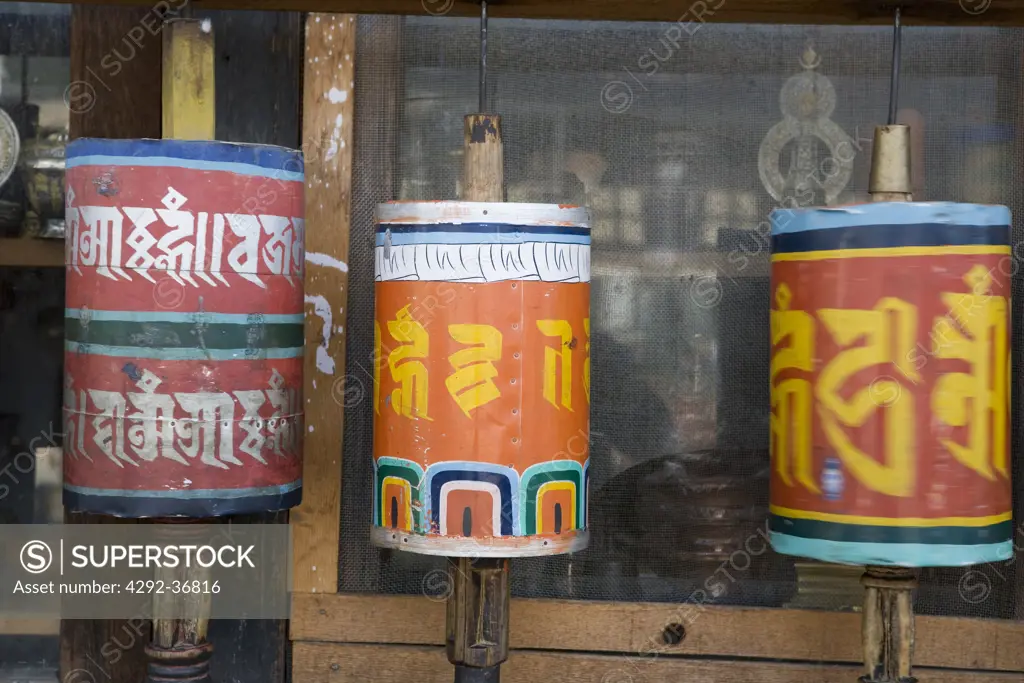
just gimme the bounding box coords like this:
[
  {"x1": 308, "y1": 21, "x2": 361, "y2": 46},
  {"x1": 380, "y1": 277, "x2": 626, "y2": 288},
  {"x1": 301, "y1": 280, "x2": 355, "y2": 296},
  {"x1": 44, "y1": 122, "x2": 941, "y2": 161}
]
[
  {"x1": 78, "y1": 206, "x2": 129, "y2": 281},
  {"x1": 265, "y1": 369, "x2": 298, "y2": 458},
  {"x1": 260, "y1": 215, "x2": 298, "y2": 284},
  {"x1": 226, "y1": 214, "x2": 266, "y2": 288},
  {"x1": 155, "y1": 188, "x2": 198, "y2": 288},
  {"x1": 88, "y1": 390, "x2": 134, "y2": 468},
  {"x1": 233, "y1": 390, "x2": 268, "y2": 464},
  {"x1": 126, "y1": 371, "x2": 185, "y2": 466},
  {"x1": 123, "y1": 206, "x2": 159, "y2": 282},
  {"x1": 62, "y1": 373, "x2": 89, "y2": 461},
  {"x1": 174, "y1": 392, "x2": 241, "y2": 469}
]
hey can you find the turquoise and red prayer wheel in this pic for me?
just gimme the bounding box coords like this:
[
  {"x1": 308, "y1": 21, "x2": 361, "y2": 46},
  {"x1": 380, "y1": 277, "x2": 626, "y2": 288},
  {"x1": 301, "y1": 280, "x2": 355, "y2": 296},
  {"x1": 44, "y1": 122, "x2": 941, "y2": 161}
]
[
  {"x1": 63, "y1": 139, "x2": 305, "y2": 518},
  {"x1": 769, "y1": 202, "x2": 1012, "y2": 567}
]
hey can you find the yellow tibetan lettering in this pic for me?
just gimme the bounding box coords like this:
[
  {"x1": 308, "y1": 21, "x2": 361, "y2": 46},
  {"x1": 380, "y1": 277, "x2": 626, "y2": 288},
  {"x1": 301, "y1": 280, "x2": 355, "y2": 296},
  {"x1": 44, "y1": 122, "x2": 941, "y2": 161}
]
[
  {"x1": 770, "y1": 284, "x2": 815, "y2": 491},
  {"x1": 537, "y1": 320, "x2": 573, "y2": 410},
  {"x1": 583, "y1": 318, "x2": 591, "y2": 405},
  {"x1": 373, "y1": 320, "x2": 382, "y2": 415},
  {"x1": 446, "y1": 324, "x2": 503, "y2": 417},
  {"x1": 387, "y1": 305, "x2": 432, "y2": 420},
  {"x1": 816, "y1": 297, "x2": 920, "y2": 497},
  {"x1": 931, "y1": 265, "x2": 1008, "y2": 480}
]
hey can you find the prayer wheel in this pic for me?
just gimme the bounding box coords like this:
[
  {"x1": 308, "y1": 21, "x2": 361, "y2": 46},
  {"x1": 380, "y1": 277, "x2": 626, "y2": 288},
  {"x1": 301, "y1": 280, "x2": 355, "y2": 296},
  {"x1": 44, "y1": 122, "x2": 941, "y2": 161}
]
[
  {"x1": 371, "y1": 200, "x2": 591, "y2": 556},
  {"x1": 63, "y1": 138, "x2": 306, "y2": 518},
  {"x1": 768, "y1": 201, "x2": 1012, "y2": 568}
]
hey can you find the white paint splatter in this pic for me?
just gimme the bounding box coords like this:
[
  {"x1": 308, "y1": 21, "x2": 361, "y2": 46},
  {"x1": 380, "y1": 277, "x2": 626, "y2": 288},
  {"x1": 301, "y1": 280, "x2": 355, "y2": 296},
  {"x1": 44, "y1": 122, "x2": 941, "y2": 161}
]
[
  {"x1": 306, "y1": 252, "x2": 349, "y2": 273},
  {"x1": 325, "y1": 139, "x2": 339, "y2": 161},
  {"x1": 327, "y1": 87, "x2": 348, "y2": 104},
  {"x1": 324, "y1": 112, "x2": 345, "y2": 161},
  {"x1": 200, "y1": 18, "x2": 212, "y2": 33},
  {"x1": 183, "y1": 479, "x2": 193, "y2": 486},
  {"x1": 305, "y1": 294, "x2": 336, "y2": 375},
  {"x1": 308, "y1": 425, "x2": 315, "y2": 433}
]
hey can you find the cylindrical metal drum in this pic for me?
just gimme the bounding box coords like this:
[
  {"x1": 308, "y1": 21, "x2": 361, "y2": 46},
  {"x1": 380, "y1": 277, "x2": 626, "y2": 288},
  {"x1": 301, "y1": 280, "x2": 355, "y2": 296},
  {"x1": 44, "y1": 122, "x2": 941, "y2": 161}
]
[
  {"x1": 371, "y1": 201, "x2": 591, "y2": 557},
  {"x1": 63, "y1": 138, "x2": 305, "y2": 517},
  {"x1": 768, "y1": 202, "x2": 1012, "y2": 567}
]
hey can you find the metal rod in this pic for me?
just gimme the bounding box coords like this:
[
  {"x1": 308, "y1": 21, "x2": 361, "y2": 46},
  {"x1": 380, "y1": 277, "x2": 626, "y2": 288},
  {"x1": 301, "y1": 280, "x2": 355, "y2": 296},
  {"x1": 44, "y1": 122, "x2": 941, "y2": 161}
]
[
  {"x1": 455, "y1": 664, "x2": 501, "y2": 683},
  {"x1": 887, "y1": 6, "x2": 902, "y2": 125},
  {"x1": 479, "y1": 0, "x2": 488, "y2": 113}
]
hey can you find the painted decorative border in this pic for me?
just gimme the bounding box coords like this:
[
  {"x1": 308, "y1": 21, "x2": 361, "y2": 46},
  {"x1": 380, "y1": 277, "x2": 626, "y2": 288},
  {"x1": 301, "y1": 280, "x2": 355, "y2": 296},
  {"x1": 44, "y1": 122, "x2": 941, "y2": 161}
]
[
  {"x1": 770, "y1": 201, "x2": 1011, "y2": 234},
  {"x1": 374, "y1": 242, "x2": 590, "y2": 283},
  {"x1": 371, "y1": 456, "x2": 590, "y2": 541},
  {"x1": 67, "y1": 137, "x2": 305, "y2": 180}
]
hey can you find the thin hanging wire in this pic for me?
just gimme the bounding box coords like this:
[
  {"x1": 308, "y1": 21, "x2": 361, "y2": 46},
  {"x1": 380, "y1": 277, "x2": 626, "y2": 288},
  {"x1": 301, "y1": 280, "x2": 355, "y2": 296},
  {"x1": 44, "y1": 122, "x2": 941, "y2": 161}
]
[
  {"x1": 887, "y1": 7, "x2": 902, "y2": 125},
  {"x1": 479, "y1": 0, "x2": 488, "y2": 112}
]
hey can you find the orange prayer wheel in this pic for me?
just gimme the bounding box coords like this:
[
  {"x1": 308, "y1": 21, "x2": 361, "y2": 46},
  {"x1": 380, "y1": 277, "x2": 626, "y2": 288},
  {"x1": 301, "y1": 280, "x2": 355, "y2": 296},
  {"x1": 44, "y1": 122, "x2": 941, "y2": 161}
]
[{"x1": 371, "y1": 201, "x2": 591, "y2": 557}]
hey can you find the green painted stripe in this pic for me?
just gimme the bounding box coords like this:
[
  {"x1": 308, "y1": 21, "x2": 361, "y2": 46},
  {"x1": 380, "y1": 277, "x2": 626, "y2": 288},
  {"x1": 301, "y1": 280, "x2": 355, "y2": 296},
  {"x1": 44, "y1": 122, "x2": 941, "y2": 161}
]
[
  {"x1": 769, "y1": 513, "x2": 1012, "y2": 546},
  {"x1": 66, "y1": 317, "x2": 303, "y2": 350}
]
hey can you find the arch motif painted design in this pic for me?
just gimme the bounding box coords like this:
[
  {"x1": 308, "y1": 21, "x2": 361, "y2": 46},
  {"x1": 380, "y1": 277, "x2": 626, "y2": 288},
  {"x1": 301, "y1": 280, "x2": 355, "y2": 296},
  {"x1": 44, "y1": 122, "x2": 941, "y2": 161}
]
[
  {"x1": 423, "y1": 462, "x2": 519, "y2": 537},
  {"x1": 373, "y1": 457, "x2": 424, "y2": 532},
  {"x1": 520, "y1": 460, "x2": 586, "y2": 535}
]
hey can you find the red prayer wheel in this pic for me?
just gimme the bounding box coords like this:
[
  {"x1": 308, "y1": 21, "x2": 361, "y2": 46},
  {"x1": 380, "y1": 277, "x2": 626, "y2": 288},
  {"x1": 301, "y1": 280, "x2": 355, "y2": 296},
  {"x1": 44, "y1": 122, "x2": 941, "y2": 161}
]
[
  {"x1": 63, "y1": 138, "x2": 305, "y2": 518},
  {"x1": 768, "y1": 201, "x2": 1013, "y2": 567}
]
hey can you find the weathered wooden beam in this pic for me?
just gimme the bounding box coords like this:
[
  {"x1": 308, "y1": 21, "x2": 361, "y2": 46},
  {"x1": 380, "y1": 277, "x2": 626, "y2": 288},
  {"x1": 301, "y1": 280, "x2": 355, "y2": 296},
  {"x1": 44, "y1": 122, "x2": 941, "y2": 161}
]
[
  {"x1": 291, "y1": 593, "x2": 1024, "y2": 673},
  {"x1": 34, "y1": 0, "x2": 1024, "y2": 27},
  {"x1": 292, "y1": 12, "x2": 356, "y2": 595},
  {"x1": 293, "y1": 643, "x2": 1024, "y2": 683}
]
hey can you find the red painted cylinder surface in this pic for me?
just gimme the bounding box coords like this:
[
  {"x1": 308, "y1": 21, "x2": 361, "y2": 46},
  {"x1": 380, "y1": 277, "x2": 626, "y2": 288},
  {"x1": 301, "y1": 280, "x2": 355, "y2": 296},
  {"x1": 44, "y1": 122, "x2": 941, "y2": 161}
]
[
  {"x1": 63, "y1": 138, "x2": 305, "y2": 517},
  {"x1": 768, "y1": 202, "x2": 1012, "y2": 567}
]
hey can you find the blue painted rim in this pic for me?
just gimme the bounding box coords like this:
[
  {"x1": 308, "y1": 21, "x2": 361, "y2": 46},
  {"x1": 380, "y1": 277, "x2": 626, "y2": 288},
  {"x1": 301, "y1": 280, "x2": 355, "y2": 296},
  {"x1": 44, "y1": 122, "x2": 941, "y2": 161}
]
[
  {"x1": 67, "y1": 138, "x2": 304, "y2": 179},
  {"x1": 63, "y1": 481, "x2": 302, "y2": 518},
  {"x1": 770, "y1": 531, "x2": 1013, "y2": 567},
  {"x1": 771, "y1": 202, "x2": 1011, "y2": 235},
  {"x1": 375, "y1": 223, "x2": 591, "y2": 246}
]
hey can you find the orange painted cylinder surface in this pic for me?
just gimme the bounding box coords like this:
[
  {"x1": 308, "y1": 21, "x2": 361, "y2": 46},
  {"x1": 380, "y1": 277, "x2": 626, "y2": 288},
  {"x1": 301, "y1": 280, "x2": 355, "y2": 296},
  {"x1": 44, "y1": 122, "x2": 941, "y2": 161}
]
[{"x1": 371, "y1": 202, "x2": 591, "y2": 557}]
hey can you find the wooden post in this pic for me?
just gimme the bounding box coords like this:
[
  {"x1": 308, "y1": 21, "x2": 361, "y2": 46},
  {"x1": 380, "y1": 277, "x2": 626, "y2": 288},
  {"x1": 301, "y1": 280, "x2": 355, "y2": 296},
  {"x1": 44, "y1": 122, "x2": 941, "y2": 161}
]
[
  {"x1": 445, "y1": 111, "x2": 509, "y2": 683},
  {"x1": 292, "y1": 12, "x2": 355, "y2": 596},
  {"x1": 462, "y1": 114, "x2": 504, "y2": 202},
  {"x1": 142, "y1": 17, "x2": 217, "y2": 683},
  {"x1": 162, "y1": 18, "x2": 216, "y2": 140},
  {"x1": 859, "y1": 124, "x2": 917, "y2": 683}
]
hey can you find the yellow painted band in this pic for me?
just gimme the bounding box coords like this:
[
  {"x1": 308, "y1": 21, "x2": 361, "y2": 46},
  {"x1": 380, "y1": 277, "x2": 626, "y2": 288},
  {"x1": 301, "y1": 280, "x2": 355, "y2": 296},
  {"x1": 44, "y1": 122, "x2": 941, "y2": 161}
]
[
  {"x1": 770, "y1": 505, "x2": 1011, "y2": 527},
  {"x1": 537, "y1": 481, "x2": 576, "y2": 532},
  {"x1": 772, "y1": 245, "x2": 1010, "y2": 262},
  {"x1": 381, "y1": 476, "x2": 413, "y2": 531}
]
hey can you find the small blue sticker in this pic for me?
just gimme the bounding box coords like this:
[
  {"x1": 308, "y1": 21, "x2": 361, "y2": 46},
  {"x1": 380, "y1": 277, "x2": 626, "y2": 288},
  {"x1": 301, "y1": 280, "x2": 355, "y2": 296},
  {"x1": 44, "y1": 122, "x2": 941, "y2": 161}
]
[
  {"x1": 121, "y1": 362, "x2": 142, "y2": 381},
  {"x1": 821, "y1": 457, "x2": 843, "y2": 500}
]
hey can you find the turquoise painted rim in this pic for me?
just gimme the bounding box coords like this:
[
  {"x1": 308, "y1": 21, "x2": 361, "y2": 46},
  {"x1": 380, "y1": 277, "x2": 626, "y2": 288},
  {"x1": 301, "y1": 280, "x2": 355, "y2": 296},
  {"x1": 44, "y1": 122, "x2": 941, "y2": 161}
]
[
  {"x1": 770, "y1": 531, "x2": 1013, "y2": 567},
  {"x1": 771, "y1": 202, "x2": 1011, "y2": 235}
]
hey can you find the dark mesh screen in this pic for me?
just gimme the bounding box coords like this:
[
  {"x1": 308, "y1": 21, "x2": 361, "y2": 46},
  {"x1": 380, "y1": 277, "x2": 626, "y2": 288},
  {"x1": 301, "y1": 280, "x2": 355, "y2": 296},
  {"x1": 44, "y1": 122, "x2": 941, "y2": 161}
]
[{"x1": 341, "y1": 16, "x2": 1024, "y2": 619}]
